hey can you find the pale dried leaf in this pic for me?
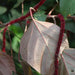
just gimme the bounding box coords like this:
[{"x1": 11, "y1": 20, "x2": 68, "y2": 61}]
[
  {"x1": 20, "y1": 19, "x2": 69, "y2": 75},
  {"x1": 0, "y1": 52, "x2": 16, "y2": 75},
  {"x1": 60, "y1": 48, "x2": 75, "y2": 75}
]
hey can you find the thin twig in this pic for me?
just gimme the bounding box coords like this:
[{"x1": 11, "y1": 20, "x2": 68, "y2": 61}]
[
  {"x1": 46, "y1": 3, "x2": 58, "y2": 24},
  {"x1": 22, "y1": 1, "x2": 24, "y2": 16},
  {"x1": 25, "y1": 19, "x2": 28, "y2": 32},
  {"x1": 7, "y1": 29, "x2": 13, "y2": 58},
  {"x1": 48, "y1": 3, "x2": 58, "y2": 15},
  {"x1": 47, "y1": 15, "x2": 57, "y2": 24},
  {"x1": 18, "y1": 48, "x2": 21, "y2": 62},
  {"x1": 18, "y1": 1, "x2": 27, "y2": 32},
  {"x1": 8, "y1": 30, "x2": 21, "y2": 39},
  {"x1": 19, "y1": 22, "x2": 24, "y2": 31},
  {"x1": 0, "y1": 27, "x2": 21, "y2": 40},
  {"x1": 0, "y1": 25, "x2": 10, "y2": 33},
  {"x1": 19, "y1": 0, "x2": 25, "y2": 31},
  {"x1": 67, "y1": 15, "x2": 75, "y2": 21},
  {"x1": 25, "y1": 22, "x2": 27, "y2": 32},
  {"x1": 0, "y1": 21, "x2": 7, "y2": 28},
  {"x1": 0, "y1": 24, "x2": 7, "y2": 28},
  {"x1": 53, "y1": 17, "x2": 56, "y2": 24}
]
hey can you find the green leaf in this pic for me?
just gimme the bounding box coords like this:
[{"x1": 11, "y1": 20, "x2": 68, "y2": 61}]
[
  {"x1": 9, "y1": 25, "x2": 23, "y2": 35},
  {"x1": 13, "y1": 0, "x2": 24, "y2": 8},
  {"x1": 32, "y1": 69, "x2": 41, "y2": 75},
  {"x1": 56, "y1": 0, "x2": 59, "y2": 3},
  {"x1": 34, "y1": 10, "x2": 46, "y2": 21},
  {"x1": 60, "y1": 0, "x2": 75, "y2": 17},
  {"x1": 9, "y1": 9, "x2": 21, "y2": 21},
  {"x1": 65, "y1": 20, "x2": 75, "y2": 33},
  {"x1": 0, "y1": 6, "x2": 7, "y2": 14},
  {"x1": 12, "y1": 36, "x2": 20, "y2": 53},
  {"x1": 33, "y1": 0, "x2": 56, "y2": 10},
  {"x1": 10, "y1": 24, "x2": 23, "y2": 53}
]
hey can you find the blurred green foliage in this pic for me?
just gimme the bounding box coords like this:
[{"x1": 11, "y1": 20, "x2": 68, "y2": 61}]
[
  {"x1": 60, "y1": 0, "x2": 75, "y2": 18},
  {"x1": 0, "y1": 0, "x2": 75, "y2": 75}
]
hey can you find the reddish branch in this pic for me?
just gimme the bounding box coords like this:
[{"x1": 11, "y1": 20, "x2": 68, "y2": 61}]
[
  {"x1": 2, "y1": 0, "x2": 46, "y2": 52},
  {"x1": 54, "y1": 14, "x2": 65, "y2": 75}
]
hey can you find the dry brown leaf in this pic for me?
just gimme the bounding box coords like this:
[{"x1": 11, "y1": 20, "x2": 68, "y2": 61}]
[
  {"x1": 0, "y1": 52, "x2": 16, "y2": 75},
  {"x1": 20, "y1": 19, "x2": 69, "y2": 75},
  {"x1": 60, "y1": 48, "x2": 75, "y2": 75}
]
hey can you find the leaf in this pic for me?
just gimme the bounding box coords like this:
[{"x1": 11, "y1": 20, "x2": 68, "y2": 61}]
[
  {"x1": 68, "y1": 33, "x2": 75, "y2": 48},
  {"x1": 65, "y1": 20, "x2": 75, "y2": 33},
  {"x1": 43, "y1": 0, "x2": 56, "y2": 9},
  {"x1": 0, "y1": 52, "x2": 16, "y2": 75},
  {"x1": 56, "y1": 0, "x2": 59, "y2": 3},
  {"x1": 60, "y1": 0, "x2": 75, "y2": 17},
  {"x1": 13, "y1": 0, "x2": 24, "y2": 8},
  {"x1": 9, "y1": 9, "x2": 21, "y2": 21},
  {"x1": 32, "y1": 69, "x2": 41, "y2": 75},
  {"x1": 20, "y1": 60, "x2": 33, "y2": 75},
  {"x1": 9, "y1": 25, "x2": 23, "y2": 35},
  {"x1": 60, "y1": 48, "x2": 75, "y2": 75},
  {"x1": 34, "y1": 10, "x2": 46, "y2": 21},
  {"x1": 12, "y1": 36, "x2": 20, "y2": 53},
  {"x1": 0, "y1": 6, "x2": 7, "y2": 14},
  {"x1": 20, "y1": 18, "x2": 69, "y2": 75},
  {"x1": 9, "y1": 25, "x2": 23, "y2": 53}
]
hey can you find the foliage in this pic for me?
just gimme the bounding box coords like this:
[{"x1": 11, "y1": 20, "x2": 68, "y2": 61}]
[
  {"x1": 0, "y1": 0, "x2": 75, "y2": 75},
  {"x1": 60, "y1": 0, "x2": 75, "y2": 18},
  {"x1": 0, "y1": 6, "x2": 7, "y2": 14}
]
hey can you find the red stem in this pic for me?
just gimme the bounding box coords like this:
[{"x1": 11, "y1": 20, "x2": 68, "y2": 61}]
[
  {"x1": 2, "y1": 0, "x2": 46, "y2": 52},
  {"x1": 54, "y1": 14, "x2": 65, "y2": 75}
]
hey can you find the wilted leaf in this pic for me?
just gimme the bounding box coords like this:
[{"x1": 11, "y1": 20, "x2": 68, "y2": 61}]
[
  {"x1": 20, "y1": 18, "x2": 69, "y2": 75},
  {"x1": 0, "y1": 6, "x2": 7, "y2": 14},
  {"x1": 0, "y1": 52, "x2": 16, "y2": 75},
  {"x1": 60, "y1": 48, "x2": 75, "y2": 75}
]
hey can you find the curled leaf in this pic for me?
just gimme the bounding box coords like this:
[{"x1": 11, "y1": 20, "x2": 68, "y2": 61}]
[
  {"x1": 20, "y1": 19, "x2": 69, "y2": 75},
  {"x1": 0, "y1": 52, "x2": 16, "y2": 75}
]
